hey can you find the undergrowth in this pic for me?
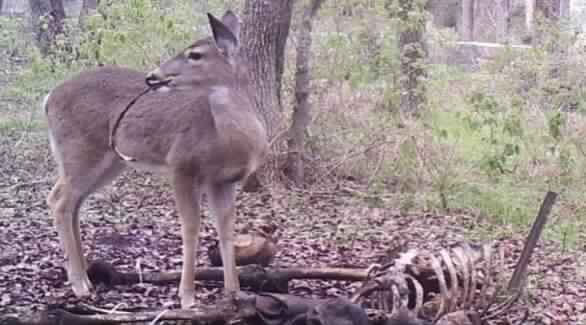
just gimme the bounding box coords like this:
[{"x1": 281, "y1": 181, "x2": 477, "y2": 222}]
[{"x1": 0, "y1": 0, "x2": 585, "y2": 247}]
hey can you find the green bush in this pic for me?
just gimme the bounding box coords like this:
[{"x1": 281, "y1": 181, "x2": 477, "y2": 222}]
[{"x1": 5, "y1": 0, "x2": 226, "y2": 108}]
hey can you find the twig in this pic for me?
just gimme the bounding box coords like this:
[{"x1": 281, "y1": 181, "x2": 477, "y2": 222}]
[
  {"x1": 366, "y1": 147, "x2": 386, "y2": 188},
  {"x1": 4, "y1": 178, "x2": 51, "y2": 191},
  {"x1": 149, "y1": 309, "x2": 169, "y2": 325},
  {"x1": 78, "y1": 303, "x2": 131, "y2": 314}
]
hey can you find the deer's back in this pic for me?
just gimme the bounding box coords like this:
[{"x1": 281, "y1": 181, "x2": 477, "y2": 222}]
[{"x1": 46, "y1": 66, "x2": 147, "y2": 150}]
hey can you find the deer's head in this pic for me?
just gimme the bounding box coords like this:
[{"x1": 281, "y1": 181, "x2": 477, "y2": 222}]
[{"x1": 145, "y1": 10, "x2": 241, "y2": 92}]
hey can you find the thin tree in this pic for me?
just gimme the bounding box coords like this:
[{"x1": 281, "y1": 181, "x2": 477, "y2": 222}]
[
  {"x1": 389, "y1": 0, "x2": 428, "y2": 117},
  {"x1": 535, "y1": 0, "x2": 561, "y2": 19},
  {"x1": 528, "y1": 0, "x2": 563, "y2": 44},
  {"x1": 496, "y1": 0, "x2": 511, "y2": 43},
  {"x1": 79, "y1": 0, "x2": 98, "y2": 27},
  {"x1": 286, "y1": 0, "x2": 325, "y2": 185},
  {"x1": 525, "y1": 0, "x2": 535, "y2": 41},
  {"x1": 427, "y1": 0, "x2": 458, "y2": 29},
  {"x1": 460, "y1": 0, "x2": 474, "y2": 41},
  {"x1": 29, "y1": 0, "x2": 66, "y2": 55},
  {"x1": 559, "y1": 0, "x2": 570, "y2": 18}
]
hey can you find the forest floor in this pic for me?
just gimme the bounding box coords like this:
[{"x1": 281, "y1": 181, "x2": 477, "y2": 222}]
[{"x1": 0, "y1": 129, "x2": 584, "y2": 325}]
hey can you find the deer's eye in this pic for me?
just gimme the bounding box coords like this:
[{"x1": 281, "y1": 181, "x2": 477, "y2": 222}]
[{"x1": 188, "y1": 52, "x2": 203, "y2": 61}]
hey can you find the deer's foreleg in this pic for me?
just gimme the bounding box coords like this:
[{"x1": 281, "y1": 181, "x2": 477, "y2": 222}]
[{"x1": 172, "y1": 172, "x2": 202, "y2": 309}]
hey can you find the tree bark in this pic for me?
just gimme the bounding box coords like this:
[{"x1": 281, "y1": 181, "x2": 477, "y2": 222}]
[
  {"x1": 240, "y1": 0, "x2": 294, "y2": 141},
  {"x1": 460, "y1": 0, "x2": 474, "y2": 41},
  {"x1": 28, "y1": 0, "x2": 66, "y2": 55},
  {"x1": 275, "y1": 0, "x2": 294, "y2": 109},
  {"x1": 286, "y1": 0, "x2": 324, "y2": 185},
  {"x1": 560, "y1": 0, "x2": 571, "y2": 18},
  {"x1": 496, "y1": 0, "x2": 511, "y2": 43},
  {"x1": 79, "y1": 0, "x2": 98, "y2": 26},
  {"x1": 525, "y1": 0, "x2": 535, "y2": 38},
  {"x1": 397, "y1": 0, "x2": 427, "y2": 117},
  {"x1": 535, "y1": 0, "x2": 560, "y2": 19},
  {"x1": 427, "y1": 0, "x2": 459, "y2": 29},
  {"x1": 472, "y1": 0, "x2": 494, "y2": 42},
  {"x1": 559, "y1": 0, "x2": 570, "y2": 18}
]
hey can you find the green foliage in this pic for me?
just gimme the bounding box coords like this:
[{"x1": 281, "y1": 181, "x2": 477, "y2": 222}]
[
  {"x1": 76, "y1": 0, "x2": 201, "y2": 68},
  {"x1": 384, "y1": 0, "x2": 428, "y2": 30},
  {"x1": 313, "y1": 2, "x2": 400, "y2": 88},
  {"x1": 3, "y1": 0, "x2": 226, "y2": 115},
  {"x1": 0, "y1": 16, "x2": 28, "y2": 59},
  {"x1": 463, "y1": 91, "x2": 523, "y2": 176}
]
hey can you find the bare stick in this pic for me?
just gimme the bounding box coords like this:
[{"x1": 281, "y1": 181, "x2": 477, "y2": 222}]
[
  {"x1": 88, "y1": 261, "x2": 370, "y2": 291},
  {"x1": 507, "y1": 191, "x2": 558, "y2": 291},
  {"x1": 4, "y1": 294, "x2": 256, "y2": 325}
]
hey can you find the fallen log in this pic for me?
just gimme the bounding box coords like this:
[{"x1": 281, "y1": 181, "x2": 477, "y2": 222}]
[
  {"x1": 0, "y1": 293, "x2": 257, "y2": 325},
  {"x1": 87, "y1": 261, "x2": 371, "y2": 293}
]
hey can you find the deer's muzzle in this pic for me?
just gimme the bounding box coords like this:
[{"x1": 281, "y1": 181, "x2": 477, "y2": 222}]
[{"x1": 145, "y1": 70, "x2": 173, "y2": 88}]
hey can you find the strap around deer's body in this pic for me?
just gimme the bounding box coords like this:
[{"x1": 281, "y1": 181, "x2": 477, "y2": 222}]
[{"x1": 109, "y1": 87, "x2": 153, "y2": 161}]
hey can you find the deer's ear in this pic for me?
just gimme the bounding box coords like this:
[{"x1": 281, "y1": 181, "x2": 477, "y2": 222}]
[
  {"x1": 221, "y1": 10, "x2": 240, "y2": 42},
  {"x1": 208, "y1": 12, "x2": 238, "y2": 59}
]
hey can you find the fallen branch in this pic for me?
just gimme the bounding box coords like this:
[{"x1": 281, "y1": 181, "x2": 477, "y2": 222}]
[
  {"x1": 507, "y1": 191, "x2": 557, "y2": 291},
  {"x1": 88, "y1": 261, "x2": 371, "y2": 293},
  {"x1": 2, "y1": 294, "x2": 256, "y2": 325},
  {"x1": 2, "y1": 294, "x2": 396, "y2": 325}
]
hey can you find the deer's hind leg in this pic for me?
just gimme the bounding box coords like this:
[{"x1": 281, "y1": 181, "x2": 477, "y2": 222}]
[
  {"x1": 49, "y1": 143, "x2": 124, "y2": 297},
  {"x1": 47, "y1": 177, "x2": 64, "y2": 211}
]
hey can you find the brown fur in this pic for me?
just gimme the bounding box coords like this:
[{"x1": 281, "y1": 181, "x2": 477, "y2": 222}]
[{"x1": 44, "y1": 11, "x2": 268, "y2": 308}]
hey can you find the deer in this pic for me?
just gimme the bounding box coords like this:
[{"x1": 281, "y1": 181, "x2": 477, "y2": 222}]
[{"x1": 43, "y1": 10, "x2": 268, "y2": 309}]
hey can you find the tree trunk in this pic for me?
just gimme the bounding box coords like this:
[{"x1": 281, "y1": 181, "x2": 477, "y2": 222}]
[
  {"x1": 239, "y1": 0, "x2": 294, "y2": 189},
  {"x1": 559, "y1": 0, "x2": 570, "y2": 18},
  {"x1": 79, "y1": 0, "x2": 98, "y2": 26},
  {"x1": 460, "y1": 0, "x2": 474, "y2": 41},
  {"x1": 532, "y1": 0, "x2": 561, "y2": 45},
  {"x1": 275, "y1": 0, "x2": 294, "y2": 110},
  {"x1": 286, "y1": 0, "x2": 324, "y2": 185},
  {"x1": 427, "y1": 0, "x2": 459, "y2": 29},
  {"x1": 525, "y1": 0, "x2": 534, "y2": 33},
  {"x1": 496, "y1": 0, "x2": 511, "y2": 43},
  {"x1": 29, "y1": 0, "x2": 66, "y2": 55},
  {"x1": 397, "y1": 0, "x2": 427, "y2": 117},
  {"x1": 240, "y1": 0, "x2": 294, "y2": 141},
  {"x1": 535, "y1": 0, "x2": 560, "y2": 19},
  {"x1": 472, "y1": 0, "x2": 495, "y2": 42}
]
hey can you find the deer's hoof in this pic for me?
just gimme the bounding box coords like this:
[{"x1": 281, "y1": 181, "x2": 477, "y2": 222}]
[
  {"x1": 180, "y1": 295, "x2": 196, "y2": 309},
  {"x1": 71, "y1": 276, "x2": 93, "y2": 298}
]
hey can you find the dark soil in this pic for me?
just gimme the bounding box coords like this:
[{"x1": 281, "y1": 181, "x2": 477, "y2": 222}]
[{"x1": 0, "y1": 131, "x2": 584, "y2": 324}]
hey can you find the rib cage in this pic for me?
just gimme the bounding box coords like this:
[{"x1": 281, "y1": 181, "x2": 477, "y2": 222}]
[{"x1": 350, "y1": 242, "x2": 522, "y2": 322}]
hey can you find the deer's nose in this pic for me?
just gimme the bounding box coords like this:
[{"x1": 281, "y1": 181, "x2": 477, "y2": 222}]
[{"x1": 145, "y1": 69, "x2": 172, "y2": 87}]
